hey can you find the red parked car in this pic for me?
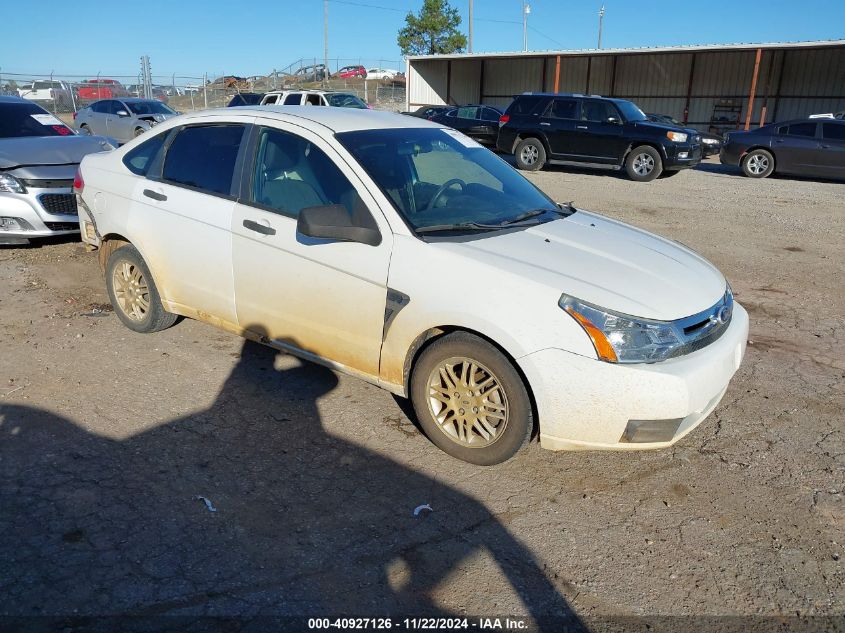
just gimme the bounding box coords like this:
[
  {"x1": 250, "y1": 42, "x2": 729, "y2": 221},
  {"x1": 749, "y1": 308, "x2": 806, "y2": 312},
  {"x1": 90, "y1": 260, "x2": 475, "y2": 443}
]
[
  {"x1": 333, "y1": 65, "x2": 367, "y2": 79},
  {"x1": 77, "y1": 79, "x2": 128, "y2": 101}
]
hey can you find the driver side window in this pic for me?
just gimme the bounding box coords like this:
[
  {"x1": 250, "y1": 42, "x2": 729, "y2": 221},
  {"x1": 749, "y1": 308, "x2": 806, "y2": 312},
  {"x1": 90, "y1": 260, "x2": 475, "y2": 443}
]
[{"x1": 250, "y1": 127, "x2": 366, "y2": 220}]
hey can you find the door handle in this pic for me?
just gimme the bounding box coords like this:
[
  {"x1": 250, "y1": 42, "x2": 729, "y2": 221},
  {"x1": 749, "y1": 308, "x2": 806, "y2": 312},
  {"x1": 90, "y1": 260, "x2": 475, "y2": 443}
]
[
  {"x1": 820, "y1": 144, "x2": 832, "y2": 149},
  {"x1": 243, "y1": 219, "x2": 276, "y2": 236},
  {"x1": 576, "y1": 125, "x2": 589, "y2": 130},
  {"x1": 775, "y1": 139, "x2": 785, "y2": 144},
  {"x1": 143, "y1": 188, "x2": 167, "y2": 201},
  {"x1": 539, "y1": 122, "x2": 550, "y2": 126}
]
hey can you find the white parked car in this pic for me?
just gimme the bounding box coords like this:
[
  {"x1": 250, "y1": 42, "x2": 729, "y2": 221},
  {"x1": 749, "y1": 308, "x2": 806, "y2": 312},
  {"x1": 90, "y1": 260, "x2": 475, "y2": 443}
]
[
  {"x1": 74, "y1": 107, "x2": 748, "y2": 465},
  {"x1": 365, "y1": 68, "x2": 399, "y2": 81},
  {"x1": 260, "y1": 90, "x2": 368, "y2": 108}
]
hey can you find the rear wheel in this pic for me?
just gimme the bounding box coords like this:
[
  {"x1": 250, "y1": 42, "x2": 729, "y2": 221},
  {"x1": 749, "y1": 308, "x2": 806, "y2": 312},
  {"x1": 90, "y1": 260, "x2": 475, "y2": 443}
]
[
  {"x1": 626, "y1": 145, "x2": 663, "y2": 181},
  {"x1": 514, "y1": 137, "x2": 546, "y2": 171},
  {"x1": 741, "y1": 149, "x2": 774, "y2": 178},
  {"x1": 105, "y1": 244, "x2": 177, "y2": 333},
  {"x1": 410, "y1": 332, "x2": 532, "y2": 465}
]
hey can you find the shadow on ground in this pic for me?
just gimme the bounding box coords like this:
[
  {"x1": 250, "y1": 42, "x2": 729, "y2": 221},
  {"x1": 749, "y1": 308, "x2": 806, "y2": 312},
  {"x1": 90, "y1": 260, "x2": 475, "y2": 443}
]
[{"x1": 0, "y1": 329, "x2": 583, "y2": 630}]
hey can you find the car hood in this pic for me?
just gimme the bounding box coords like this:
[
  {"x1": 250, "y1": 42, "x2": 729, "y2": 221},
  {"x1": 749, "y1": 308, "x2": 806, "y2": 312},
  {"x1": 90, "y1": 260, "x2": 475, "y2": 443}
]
[
  {"x1": 633, "y1": 120, "x2": 699, "y2": 137},
  {"x1": 437, "y1": 210, "x2": 726, "y2": 321},
  {"x1": 0, "y1": 135, "x2": 116, "y2": 169}
]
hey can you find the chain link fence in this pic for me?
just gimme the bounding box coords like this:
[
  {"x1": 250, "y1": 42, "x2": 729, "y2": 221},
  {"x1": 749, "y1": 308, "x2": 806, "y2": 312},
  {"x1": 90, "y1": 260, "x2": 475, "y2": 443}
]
[{"x1": 1, "y1": 59, "x2": 406, "y2": 126}]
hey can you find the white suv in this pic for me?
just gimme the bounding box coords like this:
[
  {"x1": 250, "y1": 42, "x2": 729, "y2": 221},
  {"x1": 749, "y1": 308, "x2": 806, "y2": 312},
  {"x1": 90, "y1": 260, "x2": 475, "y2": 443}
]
[
  {"x1": 260, "y1": 90, "x2": 367, "y2": 109},
  {"x1": 74, "y1": 106, "x2": 748, "y2": 465}
]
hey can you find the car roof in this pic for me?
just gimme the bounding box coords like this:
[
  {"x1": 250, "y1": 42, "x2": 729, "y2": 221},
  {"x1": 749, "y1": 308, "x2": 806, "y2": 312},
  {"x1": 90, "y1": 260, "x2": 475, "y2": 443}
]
[{"x1": 184, "y1": 106, "x2": 439, "y2": 133}]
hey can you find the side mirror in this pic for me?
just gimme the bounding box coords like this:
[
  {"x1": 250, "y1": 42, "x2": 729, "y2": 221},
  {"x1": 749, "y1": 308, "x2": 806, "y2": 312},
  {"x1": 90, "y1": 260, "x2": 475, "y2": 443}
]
[
  {"x1": 116, "y1": 110, "x2": 129, "y2": 117},
  {"x1": 297, "y1": 204, "x2": 381, "y2": 247},
  {"x1": 606, "y1": 116, "x2": 620, "y2": 125}
]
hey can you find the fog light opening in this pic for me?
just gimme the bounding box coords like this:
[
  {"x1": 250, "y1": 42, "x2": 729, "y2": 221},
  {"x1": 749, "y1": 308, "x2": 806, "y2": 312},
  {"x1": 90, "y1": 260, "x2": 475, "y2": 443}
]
[{"x1": 621, "y1": 418, "x2": 684, "y2": 443}]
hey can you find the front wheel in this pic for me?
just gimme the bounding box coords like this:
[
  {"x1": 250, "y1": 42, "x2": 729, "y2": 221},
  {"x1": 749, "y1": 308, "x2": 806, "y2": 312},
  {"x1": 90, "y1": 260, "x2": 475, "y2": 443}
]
[
  {"x1": 741, "y1": 149, "x2": 774, "y2": 178},
  {"x1": 410, "y1": 332, "x2": 533, "y2": 465},
  {"x1": 133, "y1": 127, "x2": 145, "y2": 138},
  {"x1": 514, "y1": 138, "x2": 546, "y2": 171},
  {"x1": 105, "y1": 244, "x2": 177, "y2": 333},
  {"x1": 625, "y1": 145, "x2": 663, "y2": 182}
]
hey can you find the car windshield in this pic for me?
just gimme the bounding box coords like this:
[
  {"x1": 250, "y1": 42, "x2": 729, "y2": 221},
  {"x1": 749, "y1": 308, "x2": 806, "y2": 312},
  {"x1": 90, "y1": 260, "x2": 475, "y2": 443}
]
[
  {"x1": 326, "y1": 93, "x2": 367, "y2": 109},
  {"x1": 336, "y1": 127, "x2": 561, "y2": 234},
  {"x1": 0, "y1": 102, "x2": 73, "y2": 138},
  {"x1": 616, "y1": 100, "x2": 648, "y2": 122},
  {"x1": 126, "y1": 101, "x2": 175, "y2": 115}
]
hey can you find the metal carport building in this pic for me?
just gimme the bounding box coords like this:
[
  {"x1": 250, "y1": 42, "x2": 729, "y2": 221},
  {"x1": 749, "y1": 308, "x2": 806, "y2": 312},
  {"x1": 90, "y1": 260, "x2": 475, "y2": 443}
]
[{"x1": 405, "y1": 40, "x2": 845, "y2": 133}]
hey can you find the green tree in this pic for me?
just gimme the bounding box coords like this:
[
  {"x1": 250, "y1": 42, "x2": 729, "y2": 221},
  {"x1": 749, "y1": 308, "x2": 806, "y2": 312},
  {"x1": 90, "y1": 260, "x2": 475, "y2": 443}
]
[{"x1": 397, "y1": 0, "x2": 467, "y2": 56}]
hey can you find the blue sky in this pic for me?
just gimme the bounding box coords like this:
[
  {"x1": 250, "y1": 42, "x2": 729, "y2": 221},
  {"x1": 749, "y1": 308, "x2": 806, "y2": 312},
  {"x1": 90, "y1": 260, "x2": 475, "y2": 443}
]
[{"x1": 1, "y1": 0, "x2": 843, "y2": 80}]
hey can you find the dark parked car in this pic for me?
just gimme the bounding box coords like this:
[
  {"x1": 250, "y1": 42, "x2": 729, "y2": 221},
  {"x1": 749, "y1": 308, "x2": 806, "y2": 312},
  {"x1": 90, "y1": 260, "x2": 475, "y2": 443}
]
[
  {"x1": 402, "y1": 105, "x2": 452, "y2": 120},
  {"x1": 497, "y1": 93, "x2": 702, "y2": 181},
  {"x1": 720, "y1": 118, "x2": 845, "y2": 180},
  {"x1": 430, "y1": 105, "x2": 503, "y2": 146},
  {"x1": 647, "y1": 113, "x2": 723, "y2": 157},
  {"x1": 227, "y1": 92, "x2": 265, "y2": 107}
]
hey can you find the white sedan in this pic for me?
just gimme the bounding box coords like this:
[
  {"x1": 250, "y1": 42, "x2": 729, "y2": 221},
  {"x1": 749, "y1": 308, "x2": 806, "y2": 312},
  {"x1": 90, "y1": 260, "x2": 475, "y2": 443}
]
[{"x1": 74, "y1": 107, "x2": 748, "y2": 465}]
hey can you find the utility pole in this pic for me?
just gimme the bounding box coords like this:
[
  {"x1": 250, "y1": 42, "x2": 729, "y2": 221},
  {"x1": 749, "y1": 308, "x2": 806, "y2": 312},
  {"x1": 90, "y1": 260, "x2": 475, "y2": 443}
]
[
  {"x1": 323, "y1": 0, "x2": 329, "y2": 87},
  {"x1": 597, "y1": 5, "x2": 605, "y2": 49},
  {"x1": 468, "y1": 0, "x2": 473, "y2": 53},
  {"x1": 522, "y1": 2, "x2": 531, "y2": 52}
]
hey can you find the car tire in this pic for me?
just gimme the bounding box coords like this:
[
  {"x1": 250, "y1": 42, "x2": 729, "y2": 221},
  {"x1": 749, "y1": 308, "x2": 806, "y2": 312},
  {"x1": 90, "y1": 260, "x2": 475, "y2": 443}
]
[
  {"x1": 105, "y1": 244, "x2": 177, "y2": 334},
  {"x1": 626, "y1": 145, "x2": 663, "y2": 181},
  {"x1": 514, "y1": 138, "x2": 546, "y2": 171},
  {"x1": 410, "y1": 332, "x2": 533, "y2": 465},
  {"x1": 741, "y1": 149, "x2": 774, "y2": 178},
  {"x1": 133, "y1": 127, "x2": 145, "y2": 138}
]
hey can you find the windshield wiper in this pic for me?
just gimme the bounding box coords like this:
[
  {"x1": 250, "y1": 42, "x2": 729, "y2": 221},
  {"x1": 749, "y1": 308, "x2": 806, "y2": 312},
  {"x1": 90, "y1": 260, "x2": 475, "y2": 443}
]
[{"x1": 415, "y1": 222, "x2": 503, "y2": 234}]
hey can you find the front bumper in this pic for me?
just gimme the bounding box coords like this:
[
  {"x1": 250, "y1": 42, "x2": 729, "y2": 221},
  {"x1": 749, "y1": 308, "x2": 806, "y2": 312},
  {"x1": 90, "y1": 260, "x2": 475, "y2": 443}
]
[
  {"x1": 518, "y1": 303, "x2": 749, "y2": 451},
  {"x1": 0, "y1": 187, "x2": 79, "y2": 244},
  {"x1": 719, "y1": 143, "x2": 745, "y2": 166},
  {"x1": 663, "y1": 143, "x2": 702, "y2": 169}
]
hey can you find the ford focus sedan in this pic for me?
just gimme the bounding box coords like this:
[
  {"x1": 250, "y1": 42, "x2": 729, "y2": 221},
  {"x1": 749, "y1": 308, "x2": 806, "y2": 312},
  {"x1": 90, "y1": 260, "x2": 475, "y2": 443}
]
[{"x1": 75, "y1": 107, "x2": 748, "y2": 465}]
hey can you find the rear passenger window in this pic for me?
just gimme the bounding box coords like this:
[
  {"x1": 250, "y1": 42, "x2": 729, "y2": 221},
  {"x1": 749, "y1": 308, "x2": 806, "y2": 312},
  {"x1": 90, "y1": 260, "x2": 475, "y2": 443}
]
[
  {"x1": 548, "y1": 99, "x2": 578, "y2": 120},
  {"x1": 163, "y1": 125, "x2": 245, "y2": 196},
  {"x1": 283, "y1": 93, "x2": 301, "y2": 105},
  {"x1": 785, "y1": 122, "x2": 817, "y2": 137},
  {"x1": 456, "y1": 106, "x2": 479, "y2": 119},
  {"x1": 264, "y1": 95, "x2": 279, "y2": 105},
  {"x1": 822, "y1": 123, "x2": 845, "y2": 141},
  {"x1": 123, "y1": 131, "x2": 167, "y2": 176},
  {"x1": 480, "y1": 108, "x2": 500, "y2": 122}
]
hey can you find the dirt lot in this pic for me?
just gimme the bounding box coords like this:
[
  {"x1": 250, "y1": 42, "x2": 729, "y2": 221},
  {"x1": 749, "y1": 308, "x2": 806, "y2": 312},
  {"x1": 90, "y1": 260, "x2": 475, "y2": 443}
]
[{"x1": 0, "y1": 158, "x2": 842, "y2": 630}]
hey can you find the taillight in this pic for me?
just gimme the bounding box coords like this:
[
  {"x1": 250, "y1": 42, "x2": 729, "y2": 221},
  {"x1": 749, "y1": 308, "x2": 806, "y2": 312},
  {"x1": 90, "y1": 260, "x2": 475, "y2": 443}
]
[
  {"x1": 499, "y1": 114, "x2": 510, "y2": 126},
  {"x1": 73, "y1": 168, "x2": 84, "y2": 193}
]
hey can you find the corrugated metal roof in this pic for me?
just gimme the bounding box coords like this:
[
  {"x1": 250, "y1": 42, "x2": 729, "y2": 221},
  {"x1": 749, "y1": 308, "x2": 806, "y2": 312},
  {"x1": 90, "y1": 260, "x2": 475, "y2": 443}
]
[{"x1": 406, "y1": 39, "x2": 845, "y2": 61}]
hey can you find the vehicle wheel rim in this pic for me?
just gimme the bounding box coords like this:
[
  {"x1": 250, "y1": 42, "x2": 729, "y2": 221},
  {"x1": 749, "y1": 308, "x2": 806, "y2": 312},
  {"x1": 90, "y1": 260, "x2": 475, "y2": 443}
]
[
  {"x1": 633, "y1": 152, "x2": 655, "y2": 175},
  {"x1": 521, "y1": 145, "x2": 539, "y2": 165},
  {"x1": 748, "y1": 154, "x2": 768, "y2": 174},
  {"x1": 426, "y1": 357, "x2": 509, "y2": 448},
  {"x1": 134, "y1": 128, "x2": 144, "y2": 137},
  {"x1": 112, "y1": 261, "x2": 150, "y2": 321}
]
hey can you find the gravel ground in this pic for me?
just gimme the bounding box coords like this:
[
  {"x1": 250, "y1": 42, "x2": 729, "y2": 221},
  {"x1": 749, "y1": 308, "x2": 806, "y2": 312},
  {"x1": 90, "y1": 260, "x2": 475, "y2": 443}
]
[{"x1": 0, "y1": 158, "x2": 842, "y2": 631}]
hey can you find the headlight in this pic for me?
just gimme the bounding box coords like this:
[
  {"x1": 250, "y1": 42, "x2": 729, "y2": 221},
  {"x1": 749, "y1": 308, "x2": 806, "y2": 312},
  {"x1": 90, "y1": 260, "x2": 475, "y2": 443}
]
[
  {"x1": 702, "y1": 137, "x2": 719, "y2": 145},
  {"x1": 560, "y1": 295, "x2": 683, "y2": 363},
  {"x1": 666, "y1": 131, "x2": 688, "y2": 142},
  {"x1": 0, "y1": 174, "x2": 26, "y2": 194}
]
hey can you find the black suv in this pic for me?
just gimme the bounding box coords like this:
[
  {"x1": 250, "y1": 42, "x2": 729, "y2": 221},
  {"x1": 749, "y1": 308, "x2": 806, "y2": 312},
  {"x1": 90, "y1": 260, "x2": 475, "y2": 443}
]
[{"x1": 497, "y1": 93, "x2": 702, "y2": 181}]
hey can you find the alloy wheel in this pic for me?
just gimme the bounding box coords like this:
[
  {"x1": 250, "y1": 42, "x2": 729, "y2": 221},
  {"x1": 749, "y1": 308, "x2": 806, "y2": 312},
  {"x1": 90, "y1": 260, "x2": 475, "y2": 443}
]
[
  {"x1": 112, "y1": 261, "x2": 150, "y2": 321},
  {"x1": 747, "y1": 154, "x2": 769, "y2": 175},
  {"x1": 520, "y1": 145, "x2": 539, "y2": 165},
  {"x1": 633, "y1": 152, "x2": 655, "y2": 176},
  {"x1": 426, "y1": 357, "x2": 509, "y2": 448}
]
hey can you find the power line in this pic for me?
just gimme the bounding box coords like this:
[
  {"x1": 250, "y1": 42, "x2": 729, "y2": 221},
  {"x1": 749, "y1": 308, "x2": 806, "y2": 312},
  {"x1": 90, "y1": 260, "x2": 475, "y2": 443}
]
[
  {"x1": 528, "y1": 25, "x2": 567, "y2": 48},
  {"x1": 325, "y1": 0, "x2": 406, "y2": 12}
]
